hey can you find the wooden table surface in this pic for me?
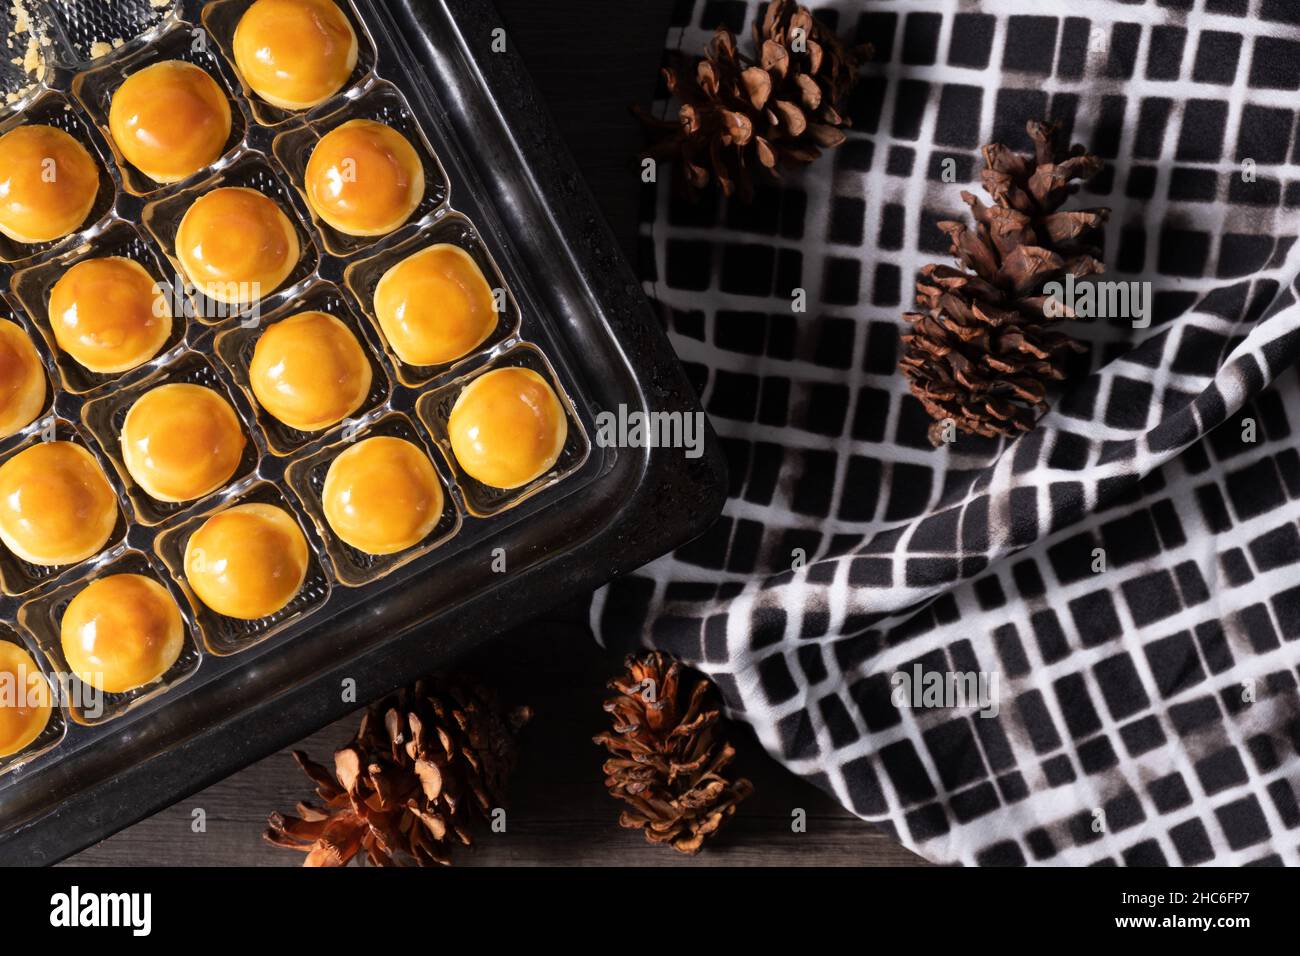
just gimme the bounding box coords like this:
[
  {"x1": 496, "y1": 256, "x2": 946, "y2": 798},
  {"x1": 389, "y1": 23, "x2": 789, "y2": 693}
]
[{"x1": 65, "y1": 0, "x2": 927, "y2": 868}]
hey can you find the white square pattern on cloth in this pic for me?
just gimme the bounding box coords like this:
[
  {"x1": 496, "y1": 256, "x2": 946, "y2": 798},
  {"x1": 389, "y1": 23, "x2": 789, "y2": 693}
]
[{"x1": 591, "y1": 0, "x2": 1300, "y2": 866}]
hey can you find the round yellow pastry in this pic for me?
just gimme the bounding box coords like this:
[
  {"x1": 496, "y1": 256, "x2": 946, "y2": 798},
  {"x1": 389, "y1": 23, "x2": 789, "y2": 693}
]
[
  {"x1": 249, "y1": 311, "x2": 371, "y2": 431},
  {"x1": 47, "y1": 257, "x2": 172, "y2": 374},
  {"x1": 184, "y1": 503, "x2": 308, "y2": 619},
  {"x1": 60, "y1": 574, "x2": 184, "y2": 694},
  {"x1": 0, "y1": 320, "x2": 45, "y2": 439},
  {"x1": 0, "y1": 641, "x2": 51, "y2": 758},
  {"x1": 304, "y1": 119, "x2": 424, "y2": 237},
  {"x1": 108, "y1": 60, "x2": 232, "y2": 184},
  {"x1": 120, "y1": 383, "x2": 245, "y2": 503},
  {"x1": 233, "y1": 0, "x2": 359, "y2": 110},
  {"x1": 0, "y1": 124, "x2": 99, "y2": 244},
  {"x1": 322, "y1": 435, "x2": 442, "y2": 554},
  {"x1": 448, "y1": 367, "x2": 566, "y2": 489},
  {"x1": 0, "y1": 441, "x2": 117, "y2": 566},
  {"x1": 175, "y1": 187, "x2": 300, "y2": 304},
  {"x1": 373, "y1": 244, "x2": 497, "y2": 366}
]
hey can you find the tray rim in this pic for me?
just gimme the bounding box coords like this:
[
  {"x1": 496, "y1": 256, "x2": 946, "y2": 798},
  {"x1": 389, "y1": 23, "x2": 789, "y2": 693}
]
[{"x1": 0, "y1": 0, "x2": 725, "y2": 866}]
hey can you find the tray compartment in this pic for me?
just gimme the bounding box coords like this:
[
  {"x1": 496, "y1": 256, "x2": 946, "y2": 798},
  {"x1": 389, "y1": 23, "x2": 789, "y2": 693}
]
[
  {"x1": 0, "y1": 89, "x2": 118, "y2": 265},
  {"x1": 0, "y1": 418, "x2": 131, "y2": 598},
  {"x1": 45, "y1": 0, "x2": 182, "y2": 68},
  {"x1": 0, "y1": 624, "x2": 67, "y2": 776},
  {"x1": 343, "y1": 210, "x2": 520, "y2": 389},
  {"x1": 17, "y1": 547, "x2": 202, "y2": 727},
  {"x1": 153, "y1": 479, "x2": 332, "y2": 656},
  {"x1": 0, "y1": 305, "x2": 55, "y2": 455},
  {"x1": 284, "y1": 409, "x2": 462, "y2": 587},
  {"x1": 141, "y1": 149, "x2": 320, "y2": 325},
  {"x1": 212, "y1": 279, "x2": 393, "y2": 456},
  {"x1": 71, "y1": 21, "x2": 249, "y2": 197},
  {"x1": 271, "y1": 79, "x2": 449, "y2": 259},
  {"x1": 10, "y1": 220, "x2": 189, "y2": 395},
  {"x1": 201, "y1": 0, "x2": 377, "y2": 129},
  {"x1": 417, "y1": 342, "x2": 591, "y2": 518},
  {"x1": 79, "y1": 349, "x2": 261, "y2": 527}
]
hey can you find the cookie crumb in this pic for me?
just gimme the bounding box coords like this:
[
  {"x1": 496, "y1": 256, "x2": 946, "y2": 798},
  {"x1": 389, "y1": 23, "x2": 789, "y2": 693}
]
[{"x1": 5, "y1": 0, "x2": 43, "y2": 92}]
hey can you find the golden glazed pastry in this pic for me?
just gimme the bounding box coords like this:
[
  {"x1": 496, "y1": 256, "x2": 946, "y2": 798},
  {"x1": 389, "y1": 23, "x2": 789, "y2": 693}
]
[
  {"x1": 0, "y1": 641, "x2": 51, "y2": 758},
  {"x1": 60, "y1": 574, "x2": 184, "y2": 694},
  {"x1": 108, "y1": 60, "x2": 233, "y2": 184},
  {"x1": 0, "y1": 441, "x2": 117, "y2": 566},
  {"x1": 0, "y1": 124, "x2": 99, "y2": 244},
  {"x1": 304, "y1": 119, "x2": 424, "y2": 237},
  {"x1": 373, "y1": 244, "x2": 497, "y2": 366},
  {"x1": 447, "y1": 367, "x2": 566, "y2": 489},
  {"x1": 120, "y1": 383, "x2": 245, "y2": 503},
  {"x1": 249, "y1": 311, "x2": 371, "y2": 431},
  {"x1": 184, "y1": 503, "x2": 308, "y2": 619},
  {"x1": 175, "y1": 187, "x2": 299, "y2": 304},
  {"x1": 47, "y1": 257, "x2": 172, "y2": 374},
  {"x1": 233, "y1": 0, "x2": 359, "y2": 110},
  {"x1": 0, "y1": 320, "x2": 46, "y2": 439},
  {"x1": 322, "y1": 436, "x2": 442, "y2": 555}
]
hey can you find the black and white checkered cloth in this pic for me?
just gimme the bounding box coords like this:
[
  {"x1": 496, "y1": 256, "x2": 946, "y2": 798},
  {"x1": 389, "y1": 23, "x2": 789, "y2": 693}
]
[{"x1": 592, "y1": 0, "x2": 1300, "y2": 865}]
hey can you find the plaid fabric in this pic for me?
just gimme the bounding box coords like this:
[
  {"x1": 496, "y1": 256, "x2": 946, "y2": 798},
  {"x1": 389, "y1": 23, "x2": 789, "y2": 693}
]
[{"x1": 592, "y1": 0, "x2": 1300, "y2": 865}]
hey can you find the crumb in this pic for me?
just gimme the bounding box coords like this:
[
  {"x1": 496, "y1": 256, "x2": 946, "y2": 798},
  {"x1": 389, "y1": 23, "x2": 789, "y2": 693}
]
[
  {"x1": 20, "y1": 33, "x2": 37, "y2": 74},
  {"x1": 1, "y1": 0, "x2": 44, "y2": 103},
  {"x1": 89, "y1": 35, "x2": 126, "y2": 59},
  {"x1": 6, "y1": 1, "x2": 42, "y2": 77}
]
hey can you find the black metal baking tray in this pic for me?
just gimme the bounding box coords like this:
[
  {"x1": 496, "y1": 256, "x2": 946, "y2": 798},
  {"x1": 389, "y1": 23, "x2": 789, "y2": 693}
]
[{"x1": 0, "y1": 0, "x2": 724, "y2": 865}]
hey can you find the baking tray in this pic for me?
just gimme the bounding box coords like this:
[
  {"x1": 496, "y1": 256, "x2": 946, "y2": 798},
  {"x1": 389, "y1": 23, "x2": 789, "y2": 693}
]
[{"x1": 0, "y1": 0, "x2": 725, "y2": 865}]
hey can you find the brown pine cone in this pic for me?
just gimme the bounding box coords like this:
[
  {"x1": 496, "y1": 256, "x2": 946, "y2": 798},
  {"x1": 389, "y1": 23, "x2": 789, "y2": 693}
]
[
  {"x1": 264, "y1": 678, "x2": 532, "y2": 866},
  {"x1": 594, "y1": 651, "x2": 753, "y2": 854},
  {"x1": 900, "y1": 119, "x2": 1110, "y2": 445},
  {"x1": 636, "y1": 0, "x2": 871, "y2": 201}
]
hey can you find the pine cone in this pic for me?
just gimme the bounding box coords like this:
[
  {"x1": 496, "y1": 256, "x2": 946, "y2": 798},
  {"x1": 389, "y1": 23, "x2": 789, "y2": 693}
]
[
  {"x1": 264, "y1": 678, "x2": 532, "y2": 866},
  {"x1": 635, "y1": 0, "x2": 871, "y2": 201},
  {"x1": 900, "y1": 119, "x2": 1110, "y2": 445},
  {"x1": 594, "y1": 651, "x2": 753, "y2": 853}
]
